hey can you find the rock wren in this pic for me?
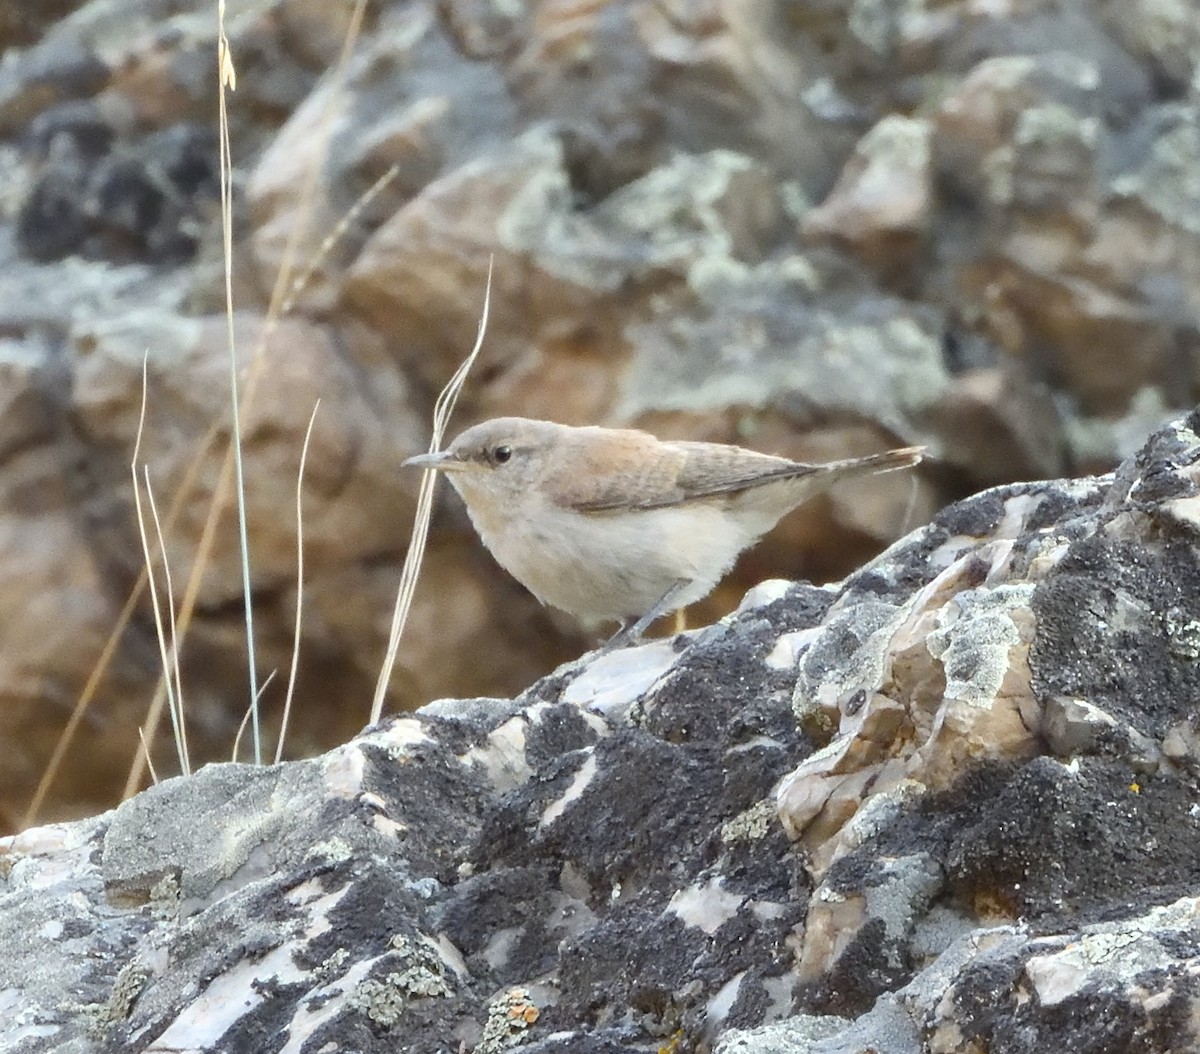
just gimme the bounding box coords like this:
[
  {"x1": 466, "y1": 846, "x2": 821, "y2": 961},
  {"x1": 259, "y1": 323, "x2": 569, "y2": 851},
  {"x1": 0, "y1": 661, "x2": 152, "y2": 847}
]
[{"x1": 404, "y1": 418, "x2": 922, "y2": 645}]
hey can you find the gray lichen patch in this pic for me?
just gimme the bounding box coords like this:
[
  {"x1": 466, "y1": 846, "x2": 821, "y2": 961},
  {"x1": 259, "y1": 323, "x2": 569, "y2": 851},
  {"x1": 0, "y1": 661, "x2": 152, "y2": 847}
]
[
  {"x1": 388, "y1": 934, "x2": 458, "y2": 996},
  {"x1": 1022, "y1": 895, "x2": 1200, "y2": 1007},
  {"x1": 765, "y1": 419, "x2": 1200, "y2": 1025},
  {"x1": 100, "y1": 763, "x2": 296, "y2": 910},
  {"x1": 926, "y1": 583, "x2": 1036, "y2": 709},
  {"x1": 792, "y1": 598, "x2": 908, "y2": 716},
  {"x1": 779, "y1": 546, "x2": 1042, "y2": 857},
  {"x1": 1163, "y1": 605, "x2": 1200, "y2": 660}
]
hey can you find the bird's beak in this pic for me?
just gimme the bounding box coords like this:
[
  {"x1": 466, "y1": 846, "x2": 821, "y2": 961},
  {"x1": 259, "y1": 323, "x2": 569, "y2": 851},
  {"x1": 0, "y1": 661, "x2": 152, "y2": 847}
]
[{"x1": 402, "y1": 449, "x2": 471, "y2": 473}]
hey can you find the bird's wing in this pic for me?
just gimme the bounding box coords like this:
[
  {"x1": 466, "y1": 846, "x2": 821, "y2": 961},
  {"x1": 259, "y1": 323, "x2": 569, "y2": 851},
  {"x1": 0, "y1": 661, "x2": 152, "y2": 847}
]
[
  {"x1": 540, "y1": 434, "x2": 686, "y2": 512},
  {"x1": 669, "y1": 442, "x2": 818, "y2": 500},
  {"x1": 547, "y1": 439, "x2": 923, "y2": 513},
  {"x1": 546, "y1": 438, "x2": 807, "y2": 513}
]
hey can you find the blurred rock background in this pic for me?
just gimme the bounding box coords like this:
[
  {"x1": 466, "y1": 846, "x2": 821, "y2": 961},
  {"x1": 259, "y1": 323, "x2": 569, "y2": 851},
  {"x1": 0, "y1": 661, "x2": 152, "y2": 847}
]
[{"x1": 1, "y1": 0, "x2": 1196, "y2": 830}]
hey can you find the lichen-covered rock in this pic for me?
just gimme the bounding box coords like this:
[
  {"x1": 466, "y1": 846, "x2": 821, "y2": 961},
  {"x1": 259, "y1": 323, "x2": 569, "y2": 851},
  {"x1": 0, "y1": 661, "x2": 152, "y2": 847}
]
[
  {"x1": 803, "y1": 115, "x2": 933, "y2": 278},
  {"x1": 17, "y1": 119, "x2": 219, "y2": 263},
  {"x1": 718, "y1": 896, "x2": 1200, "y2": 1054},
  {"x1": 3, "y1": 417, "x2": 1200, "y2": 1052}
]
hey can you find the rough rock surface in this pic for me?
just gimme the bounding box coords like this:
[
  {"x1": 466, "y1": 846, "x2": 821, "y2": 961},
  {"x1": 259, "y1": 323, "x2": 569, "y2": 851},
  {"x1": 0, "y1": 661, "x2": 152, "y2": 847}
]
[
  {"x1": 3, "y1": 417, "x2": 1200, "y2": 1053},
  {"x1": 5, "y1": 0, "x2": 1200, "y2": 825}
]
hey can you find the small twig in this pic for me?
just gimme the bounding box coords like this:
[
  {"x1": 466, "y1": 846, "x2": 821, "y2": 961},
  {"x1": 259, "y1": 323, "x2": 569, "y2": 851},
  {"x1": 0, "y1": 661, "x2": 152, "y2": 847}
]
[
  {"x1": 369, "y1": 260, "x2": 494, "y2": 724},
  {"x1": 276, "y1": 400, "x2": 321, "y2": 764}
]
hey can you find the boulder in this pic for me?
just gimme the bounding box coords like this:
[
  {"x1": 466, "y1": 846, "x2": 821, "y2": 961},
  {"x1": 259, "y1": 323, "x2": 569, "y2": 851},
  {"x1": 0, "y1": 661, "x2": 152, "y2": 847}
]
[{"x1": 2, "y1": 417, "x2": 1198, "y2": 1052}]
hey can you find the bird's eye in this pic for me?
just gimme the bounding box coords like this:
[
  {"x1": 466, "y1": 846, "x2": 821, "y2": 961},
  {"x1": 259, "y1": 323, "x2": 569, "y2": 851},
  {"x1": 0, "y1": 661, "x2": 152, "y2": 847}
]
[{"x1": 493, "y1": 445, "x2": 512, "y2": 464}]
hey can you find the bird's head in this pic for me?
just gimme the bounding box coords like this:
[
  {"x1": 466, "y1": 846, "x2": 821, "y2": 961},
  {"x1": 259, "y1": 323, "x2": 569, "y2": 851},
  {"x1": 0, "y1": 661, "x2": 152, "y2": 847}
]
[{"x1": 403, "y1": 417, "x2": 565, "y2": 507}]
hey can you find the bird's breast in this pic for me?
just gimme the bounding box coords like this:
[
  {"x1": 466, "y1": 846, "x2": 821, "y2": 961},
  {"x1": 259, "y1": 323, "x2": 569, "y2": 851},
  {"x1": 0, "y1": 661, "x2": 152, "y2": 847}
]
[{"x1": 450, "y1": 481, "x2": 750, "y2": 622}]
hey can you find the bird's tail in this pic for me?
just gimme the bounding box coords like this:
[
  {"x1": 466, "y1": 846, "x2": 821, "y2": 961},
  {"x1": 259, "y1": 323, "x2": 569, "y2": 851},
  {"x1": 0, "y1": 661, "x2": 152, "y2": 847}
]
[
  {"x1": 727, "y1": 444, "x2": 924, "y2": 525},
  {"x1": 821, "y1": 445, "x2": 925, "y2": 482}
]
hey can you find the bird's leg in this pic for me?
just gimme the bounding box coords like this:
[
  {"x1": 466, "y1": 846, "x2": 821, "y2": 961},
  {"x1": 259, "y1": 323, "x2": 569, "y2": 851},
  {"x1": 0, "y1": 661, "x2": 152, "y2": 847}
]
[
  {"x1": 597, "y1": 618, "x2": 639, "y2": 655},
  {"x1": 597, "y1": 579, "x2": 689, "y2": 655}
]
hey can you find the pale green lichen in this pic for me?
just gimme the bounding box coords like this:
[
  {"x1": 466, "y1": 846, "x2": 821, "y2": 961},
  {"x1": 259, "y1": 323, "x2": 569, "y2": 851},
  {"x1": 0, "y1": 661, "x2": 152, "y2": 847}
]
[
  {"x1": 306, "y1": 837, "x2": 354, "y2": 866},
  {"x1": 149, "y1": 871, "x2": 180, "y2": 921},
  {"x1": 926, "y1": 585, "x2": 1035, "y2": 707},
  {"x1": 792, "y1": 692, "x2": 838, "y2": 747},
  {"x1": 79, "y1": 958, "x2": 150, "y2": 1040},
  {"x1": 349, "y1": 934, "x2": 454, "y2": 1028},
  {"x1": 476, "y1": 987, "x2": 541, "y2": 1052},
  {"x1": 1164, "y1": 606, "x2": 1200, "y2": 660},
  {"x1": 106, "y1": 959, "x2": 149, "y2": 1022},
  {"x1": 720, "y1": 799, "x2": 777, "y2": 844},
  {"x1": 321, "y1": 948, "x2": 350, "y2": 973}
]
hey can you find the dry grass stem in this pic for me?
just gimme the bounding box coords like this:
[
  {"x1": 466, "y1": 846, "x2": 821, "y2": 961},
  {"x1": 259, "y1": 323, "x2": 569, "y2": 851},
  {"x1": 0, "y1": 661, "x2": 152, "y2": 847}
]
[
  {"x1": 32, "y1": 0, "x2": 373, "y2": 822},
  {"x1": 123, "y1": 683, "x2": 168, "y2": 799},
  {"x1": 143, "y1": 465, "x2": 189, "y2": 765},
  {"x1": 136, "y1": 727, "x2": 160, "y2": 786},
  {"x1": 131, "y1": 0, "x2": 367, "y2": 775},
  {"x1": 217, "y1": 0, "x2": 236, "y2": 91},
  {"x1": 262, "y1": 0, "x2": 368, "y2": 323},
  {"x1": 24, "y1": 580, "x2": 145, "y2": 827},
  {"x1": 276, "y1": 400, "x2": 321, "y2": 765},
  {"x1": 369, "y1": 261, "x2": 494, "y2": 725},
  {"x1": 116, "y1": 424, "x2": 220, "y2": 801},
  {"x1": 218, "y1": 0, "x2": 262, "y2": 764},
  {"x1": 131, "y1": 359, "x2": 190, "y2": 776},
  {"x1": 901, "y1": 472, "x2": 922, "y2": 536},
  {"x1": 278, "y1": 162, "x2": 399, "y2": 319},
  {"x1": 206, "y1": 0, "x2": 368, "y2": 769},
  {"x1": 36, "y1": 365, "x2": 217, "y2": 824},
  {"x1": 232, "y1": 669, "x2": 277, "y2": 763}
]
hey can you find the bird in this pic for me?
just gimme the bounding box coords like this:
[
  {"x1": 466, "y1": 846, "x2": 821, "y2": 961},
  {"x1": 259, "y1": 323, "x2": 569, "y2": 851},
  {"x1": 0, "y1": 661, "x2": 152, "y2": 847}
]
[{"x1": 404, "y1": 417, "x2": 922, "y2": 647}]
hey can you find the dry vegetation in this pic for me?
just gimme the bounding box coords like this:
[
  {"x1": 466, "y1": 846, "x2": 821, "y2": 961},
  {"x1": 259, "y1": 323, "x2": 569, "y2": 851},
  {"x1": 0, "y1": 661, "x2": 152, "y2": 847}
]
[{"x1": 25, "y1": 0, "x2": 487, "y2": 827}]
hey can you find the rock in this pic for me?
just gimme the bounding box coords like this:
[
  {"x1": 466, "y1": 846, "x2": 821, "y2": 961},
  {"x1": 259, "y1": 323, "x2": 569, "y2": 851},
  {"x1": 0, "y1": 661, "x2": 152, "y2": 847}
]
[
  {"x1": 69, "y1": 309, "x2": 426, "y2": 604},
  {"x1": 0, "y1": 1, "x2": 81, "y2": 50},
  {"x1": 1100, "y1": 0, "x2": 1200, "y2": 91},
  {"x1": 503, "y1": 0, "x2": 846, "y2": 199},
  {"x1": 247, "y1": 6, "x2": 516, "y2": 317},
  {"x1": 718, "y1": 897, "x2": 1200, "y2": 1053},
  {"x1": 803, "y1": 115, "x2": 934, "y2": 280},
  {"x1": 0, "y1": 34, "x2": 109, "y2": 135},
  {"x1": 343, "y1": 126, "x2": 626, "y2": 414},
  {"x1": 931, "y1": 50, "x2": 1200, "y2": 424},
  {"x1": 932, "y1": 54, "x2": 1102, "y2": 205},
  {"x1": 2, "y1": 417, "x2": 1200, "y2": 1051},
  {"x1": 17, "y1": 119, "x2": 220, "y2": 263},
  {"x1": 925, "y1": 364, "x2": 1066, "y2": 484}
]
